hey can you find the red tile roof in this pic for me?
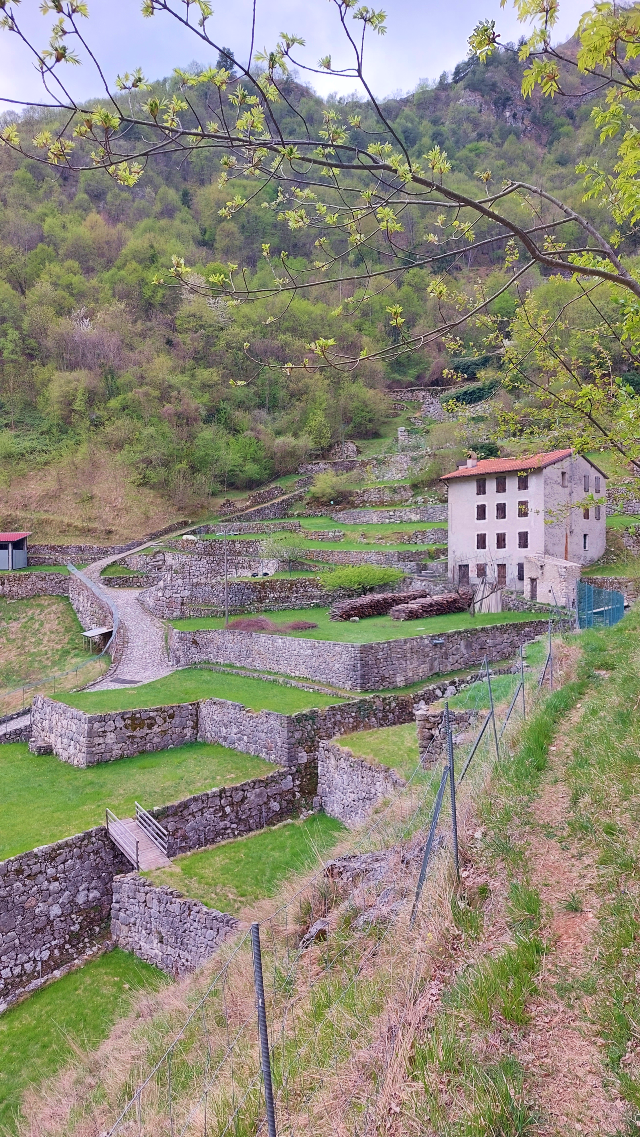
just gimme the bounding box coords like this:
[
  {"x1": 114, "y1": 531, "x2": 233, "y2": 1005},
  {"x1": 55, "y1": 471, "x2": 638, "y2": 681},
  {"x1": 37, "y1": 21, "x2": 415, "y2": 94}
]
[
  {"x1": 0, "y1": 532, "x2": 31, "y2": 542},
  {"x1": 440, "y1": 449, "x2": 575, "y2": 480}
]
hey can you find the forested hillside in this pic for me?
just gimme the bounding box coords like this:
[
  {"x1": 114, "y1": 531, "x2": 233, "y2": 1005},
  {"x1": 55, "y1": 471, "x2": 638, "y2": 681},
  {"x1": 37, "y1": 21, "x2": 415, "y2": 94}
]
[{"x1": 0, "y1": 42, "x2": 635, "y2": 535}]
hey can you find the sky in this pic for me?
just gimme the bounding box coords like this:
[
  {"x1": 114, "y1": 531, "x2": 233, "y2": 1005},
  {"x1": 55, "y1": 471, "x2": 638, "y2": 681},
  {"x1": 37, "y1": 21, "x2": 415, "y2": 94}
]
[{"x1": 0, "y1": 0, "x2": 590, "y2": 109}]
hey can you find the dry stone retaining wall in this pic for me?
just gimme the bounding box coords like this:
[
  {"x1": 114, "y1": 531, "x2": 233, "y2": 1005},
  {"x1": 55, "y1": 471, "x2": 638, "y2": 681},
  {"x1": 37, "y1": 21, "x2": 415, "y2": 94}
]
[
  {"x1": 111, "y1": 874, "x2": 238, "y2": 974},
  {"x1": 0, "y1": 827, "x2": 128, "y2": 1011},
  {"x1": 142, "y1": 571, "x2": 348, "y2": 620},
  {"x1": 0, "y1": 571, "x2": 70, "y2": 601},
  {"x1": 587, "y1": 576, "x2": 640, "y2": 603},
  {"x1": 169, "y1": 619, "x2": 550, "y2": 691},
  {"x1": 331, "y1": 506, "x2": 447, "y2": 524},
  {"x1": 31, "y1": 695, "x2": 198, "y2": 766},
  {"x1": 152, "y1": 763, "x2": 317, "y2": 856},
  {"x1": 318, "y1": 741, "x2": 404, "y2": 826}
]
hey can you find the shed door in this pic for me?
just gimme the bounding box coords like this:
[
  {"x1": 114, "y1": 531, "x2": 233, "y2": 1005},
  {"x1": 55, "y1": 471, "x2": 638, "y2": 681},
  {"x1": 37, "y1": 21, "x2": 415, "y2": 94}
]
[{"x1": 0, "y1": 548, "x2": 8, "y2": 571}]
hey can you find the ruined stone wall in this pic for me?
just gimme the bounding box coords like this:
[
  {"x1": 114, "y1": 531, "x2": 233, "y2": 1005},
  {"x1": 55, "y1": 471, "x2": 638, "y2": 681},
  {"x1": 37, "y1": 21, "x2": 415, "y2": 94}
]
[
  {"x1": 153, "y1": 763, "x2": 318, "y2": 856},
  {"x1": 142, "y1": 572, "x2": 349, "y2": 620},
  {"x1": 0, "y1": 827, "x2": 128, "y2": 1011},
  {"x1": 331, "y1": 506, "x2": 447, "y2": 524},
  {"x1": 0, "y1": 571, "x2": 70, "y2": 601},
  {"x1": 169, "y1": 620, "x2": 550, "y2": 691},
  {"x1": 318, "y1": 741, "x2": 404, "y2": 826},
  {"x1": 111, "y1": 874, "x2": 238, "y2": 975},
  {"x1": 30, "y1": 695, "x2": 198, "y2": 766}
]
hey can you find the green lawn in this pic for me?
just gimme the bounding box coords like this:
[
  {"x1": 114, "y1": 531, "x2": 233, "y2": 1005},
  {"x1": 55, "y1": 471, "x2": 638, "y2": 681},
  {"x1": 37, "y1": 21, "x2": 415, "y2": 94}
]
[
  {"x1": 0, "y1": 564, "x2": 70, "y2": 575},
  {"x1": 0, "y1": 740, "x2": 272, "y2": 859},
  {"x1": 446, "y1": 673, "x2": 520, "y2": 711},
  {"x1": 200, "y1": 531, "x2": 444, "y2": 553},
  {"x1": 605, "y1": 514, "x2": 640, "y2": 530},
  {"x1": 341, "y1": 721, "x2": 425, "y2": 782},
  {"x1": 298, "y1": 516, "x2": 448, "y2": 535},
  {"x1": 171, "y1": 606, "x2": 550, "y2": 644},
  {"x1": 583, "y1": 557, "x2": 640, "y2": 578},
  {"x1": 146, "y1": 814, "x2": 346, "y2": 914},
  {"x1": 0, "y1": 949, "x2": 165, "y2": 1135},
  {"x1": 56, "y1": 668, "x2": 345, "y2": 714},
  {"x1": 100, "y1": 564, "x2": 143, "y2": 577}
]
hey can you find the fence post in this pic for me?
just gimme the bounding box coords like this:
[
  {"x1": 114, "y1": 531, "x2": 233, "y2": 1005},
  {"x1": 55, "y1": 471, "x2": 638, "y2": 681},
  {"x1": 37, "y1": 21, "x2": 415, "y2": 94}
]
[
  {"x1": 520, "y1": 645, "x2": 526, "y2": 719},
  {"x1": 485, "y1": 658, "x2": 499, "y2": 760},
  {"x1": 445, "y1": 703, "x2": 459, "y2": 882},
  {"x1": 548, "y1": 619, "x2": 553, "y2": 692},
  {"x1": 251, "y1": 923, "x2": 277, "y2": 1137}
]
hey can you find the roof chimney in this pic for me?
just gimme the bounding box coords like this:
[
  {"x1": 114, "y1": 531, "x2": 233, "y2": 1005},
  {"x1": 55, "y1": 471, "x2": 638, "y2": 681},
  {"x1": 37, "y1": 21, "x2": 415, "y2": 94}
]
[{"x1": 466, "y1": 452, "x2": 478, "y2": 468}]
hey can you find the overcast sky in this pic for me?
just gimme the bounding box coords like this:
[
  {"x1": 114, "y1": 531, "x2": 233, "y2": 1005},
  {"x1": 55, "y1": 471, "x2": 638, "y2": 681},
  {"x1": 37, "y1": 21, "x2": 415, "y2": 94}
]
[{"x1": 0, "y1": 0, "x2": 589, "y2": 108}]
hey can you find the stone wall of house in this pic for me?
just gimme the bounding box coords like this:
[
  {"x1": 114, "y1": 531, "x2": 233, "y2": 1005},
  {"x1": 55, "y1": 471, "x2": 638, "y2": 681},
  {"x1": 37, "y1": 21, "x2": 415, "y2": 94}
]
[
  {"x1": 111, "y1": 874, "x2": 238, "y2": 975},
  {"x1": 141, "y1": 571, "x2": 350, "y2": 620},
  {"x1": 318, "y1": 741, "x2": 404, "y2": 826},
  {"x1": 153, "y1": 763, "x2": 318, "y2": 856},
  {"x1": 169, "y1": 619, "x2": 550, "y2": 691},
  {"x1": 0, "y1": 827, "x2": 128, "y2": 1011},
  {"x1": 330, "y1": 506, "x2": 448, "y2": 524},
  {"x1": 30, "y1": 695, "x2": 198, "y2": 766},
  {"x1": 0, "y1": 571, "x2": 70, "y2": 601}
]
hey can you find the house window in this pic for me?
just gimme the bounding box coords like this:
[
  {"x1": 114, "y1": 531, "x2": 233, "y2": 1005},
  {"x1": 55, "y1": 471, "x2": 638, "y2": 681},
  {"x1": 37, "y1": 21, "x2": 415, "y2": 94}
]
[
  {"x1": 517, "y1": 562, "x2": 525, "y2": 581},
  {"x1": 583, "y1": 533, "x2": 589, "y2": 551},
  {"x1": 595, "y1": 476, "x2": 601, "y2": 493},
  {"x1": 496, "y1": 475, "x2": 507, "y2": 493},
  {"x1": 497, "y1": 564, "x2": 507, "y2": 586},
  {"x1": 476, "y1": 503, "x2": 486, "y2": 521},
  {"x1": 476, "y1": 563, "x2": 487, "y2": 578},
  {"x1": 561, "y1": 471, "x2": 567, "y2": 487},
  {"x1": 595, "y1": 505, "x2": 601, "y2": 520},
  {"x1": 518, "y1": 474, "x2": 529, "y2": 490},
  {"x1": 476, "y1": 478, "x2": 486, "y2": 495},
  {"x1": 496, "y1": 532, "x2": 506, "y2": 549},
  {"x1": 496, "y1": 502, "x2": 506, "y2": 520},
  {"x1": 518, "y1": 531, "x2": 529, "y2": 548},
  {"x1": 477, "y1": 533, "x2": 487, "y2": 550},
  {"x1": 584, "y1": 474, "x2": 590, "y2": 492},
  {"x1": 459, "y1": 564, "x2": 470, "y2": 586},
  {"x1": 518, "y1": 500, "x2": 529, "y2": 517},
  {"x1": 583, "y1": 507, "x2": 589, "y2": 520}
]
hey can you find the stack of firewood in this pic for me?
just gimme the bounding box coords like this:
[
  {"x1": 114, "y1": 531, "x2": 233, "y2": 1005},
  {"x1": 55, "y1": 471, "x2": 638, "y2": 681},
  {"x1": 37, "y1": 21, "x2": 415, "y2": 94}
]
[
  {"x1": 329, "y1": 589, "x2": 432, "y2": 621},
  {"x1": 389, "y1": 589, "x2": 474, "y2": 621}
]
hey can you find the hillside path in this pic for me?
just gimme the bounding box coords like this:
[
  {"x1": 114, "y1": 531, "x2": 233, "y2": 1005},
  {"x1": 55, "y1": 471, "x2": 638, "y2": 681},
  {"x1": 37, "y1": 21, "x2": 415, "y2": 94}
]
[{"x1": 81, "y1": 540, "x2": 179, "y2": 689}]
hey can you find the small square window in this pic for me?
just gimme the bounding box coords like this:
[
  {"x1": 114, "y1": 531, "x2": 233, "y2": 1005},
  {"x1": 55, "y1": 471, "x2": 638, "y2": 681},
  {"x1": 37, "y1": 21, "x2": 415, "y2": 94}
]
[
  {"x1": 561, "y1": 471, "x2": 567, "y2": 487},
  {"x1": 517, "y1": 562, "x2": 524, "y2": 581},
  {"x1": 496, "y1": 502, "x2": 506, "y2": 520},
  {"x1": 495, "y1": 475, "x2": 507, "y2": 493},
  {"x1": 583, "y1": 533, "x2": 589, "y2": 551},
  {"x1": 497, "y1": 564, "x2": 507, "y2": 586},
  {"x1": 518, "y1": 474, "x2": 529, "y2": 490},
  {"x1": 584, "y1": 474, "x2": 590, "y2": 492},
  {"x1": 476, "y1": 533, "x2": 487, "y2": 550},
  {"x1": 595, "y1": 505, "x2": 601, "y2": 520},
  {"x1": 583, "y1": 507, "x2": 589, "y2": 520},
  {"x1": 476, "y1": 503, "x2": 486, "y2": 521},
  {"x1": 518, "y1": 531, "x2": 529, "y2": 548},
  {"x1": 496, "y1": 532, "x2": 506, "y2": 549},
  {"x1": 476, "y1": 563, "x2": 487, "y2": 578},
  {"x1": 518, "y1": 500, "x2": 529, "y2": 517},
  {"x1": 476, "y1": 478, "x2": 486, "y2": 496},
  {"x1": 595, "y1": 476, "x2": 601, "y2": 493}
]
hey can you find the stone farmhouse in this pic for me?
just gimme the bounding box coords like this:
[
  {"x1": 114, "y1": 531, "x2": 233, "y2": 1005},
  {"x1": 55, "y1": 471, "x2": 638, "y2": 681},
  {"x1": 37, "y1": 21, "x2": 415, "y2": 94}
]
[{"x1": 442, "y1": 449, "x2": 608, "y2": 605}]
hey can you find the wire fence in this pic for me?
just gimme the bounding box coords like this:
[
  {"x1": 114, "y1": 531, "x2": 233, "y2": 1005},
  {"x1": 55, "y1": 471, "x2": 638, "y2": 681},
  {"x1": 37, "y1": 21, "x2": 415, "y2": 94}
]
[{"x1": 100, "y1": 636, "x2": 554, "y2": 1137}]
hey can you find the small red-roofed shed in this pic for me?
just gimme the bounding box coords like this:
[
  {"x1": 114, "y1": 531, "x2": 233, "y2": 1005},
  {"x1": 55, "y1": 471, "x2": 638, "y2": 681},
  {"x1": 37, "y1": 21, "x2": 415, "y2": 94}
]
[{"x1": 0, "y1": 531, "x2": 31, "y2": 571}]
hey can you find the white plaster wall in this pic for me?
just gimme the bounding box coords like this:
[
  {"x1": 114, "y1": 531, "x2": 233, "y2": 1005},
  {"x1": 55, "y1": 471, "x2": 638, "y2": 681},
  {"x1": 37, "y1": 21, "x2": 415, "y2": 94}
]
[
  {"x1": 448, "y1": 467, "x2": 545, "y2": 590},
  {"x1": 448, "y1": 454, "x2": 607, "y2": 587},
  {"x1": 542, "y1": 455, "x2": 606, "y2": 565}
]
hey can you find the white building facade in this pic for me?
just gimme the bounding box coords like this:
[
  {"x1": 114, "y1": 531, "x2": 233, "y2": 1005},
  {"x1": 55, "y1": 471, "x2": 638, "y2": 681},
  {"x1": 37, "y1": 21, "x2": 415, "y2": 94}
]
[{"x1": 441, "y1": 449, "x2": 607, "y2": 602}]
